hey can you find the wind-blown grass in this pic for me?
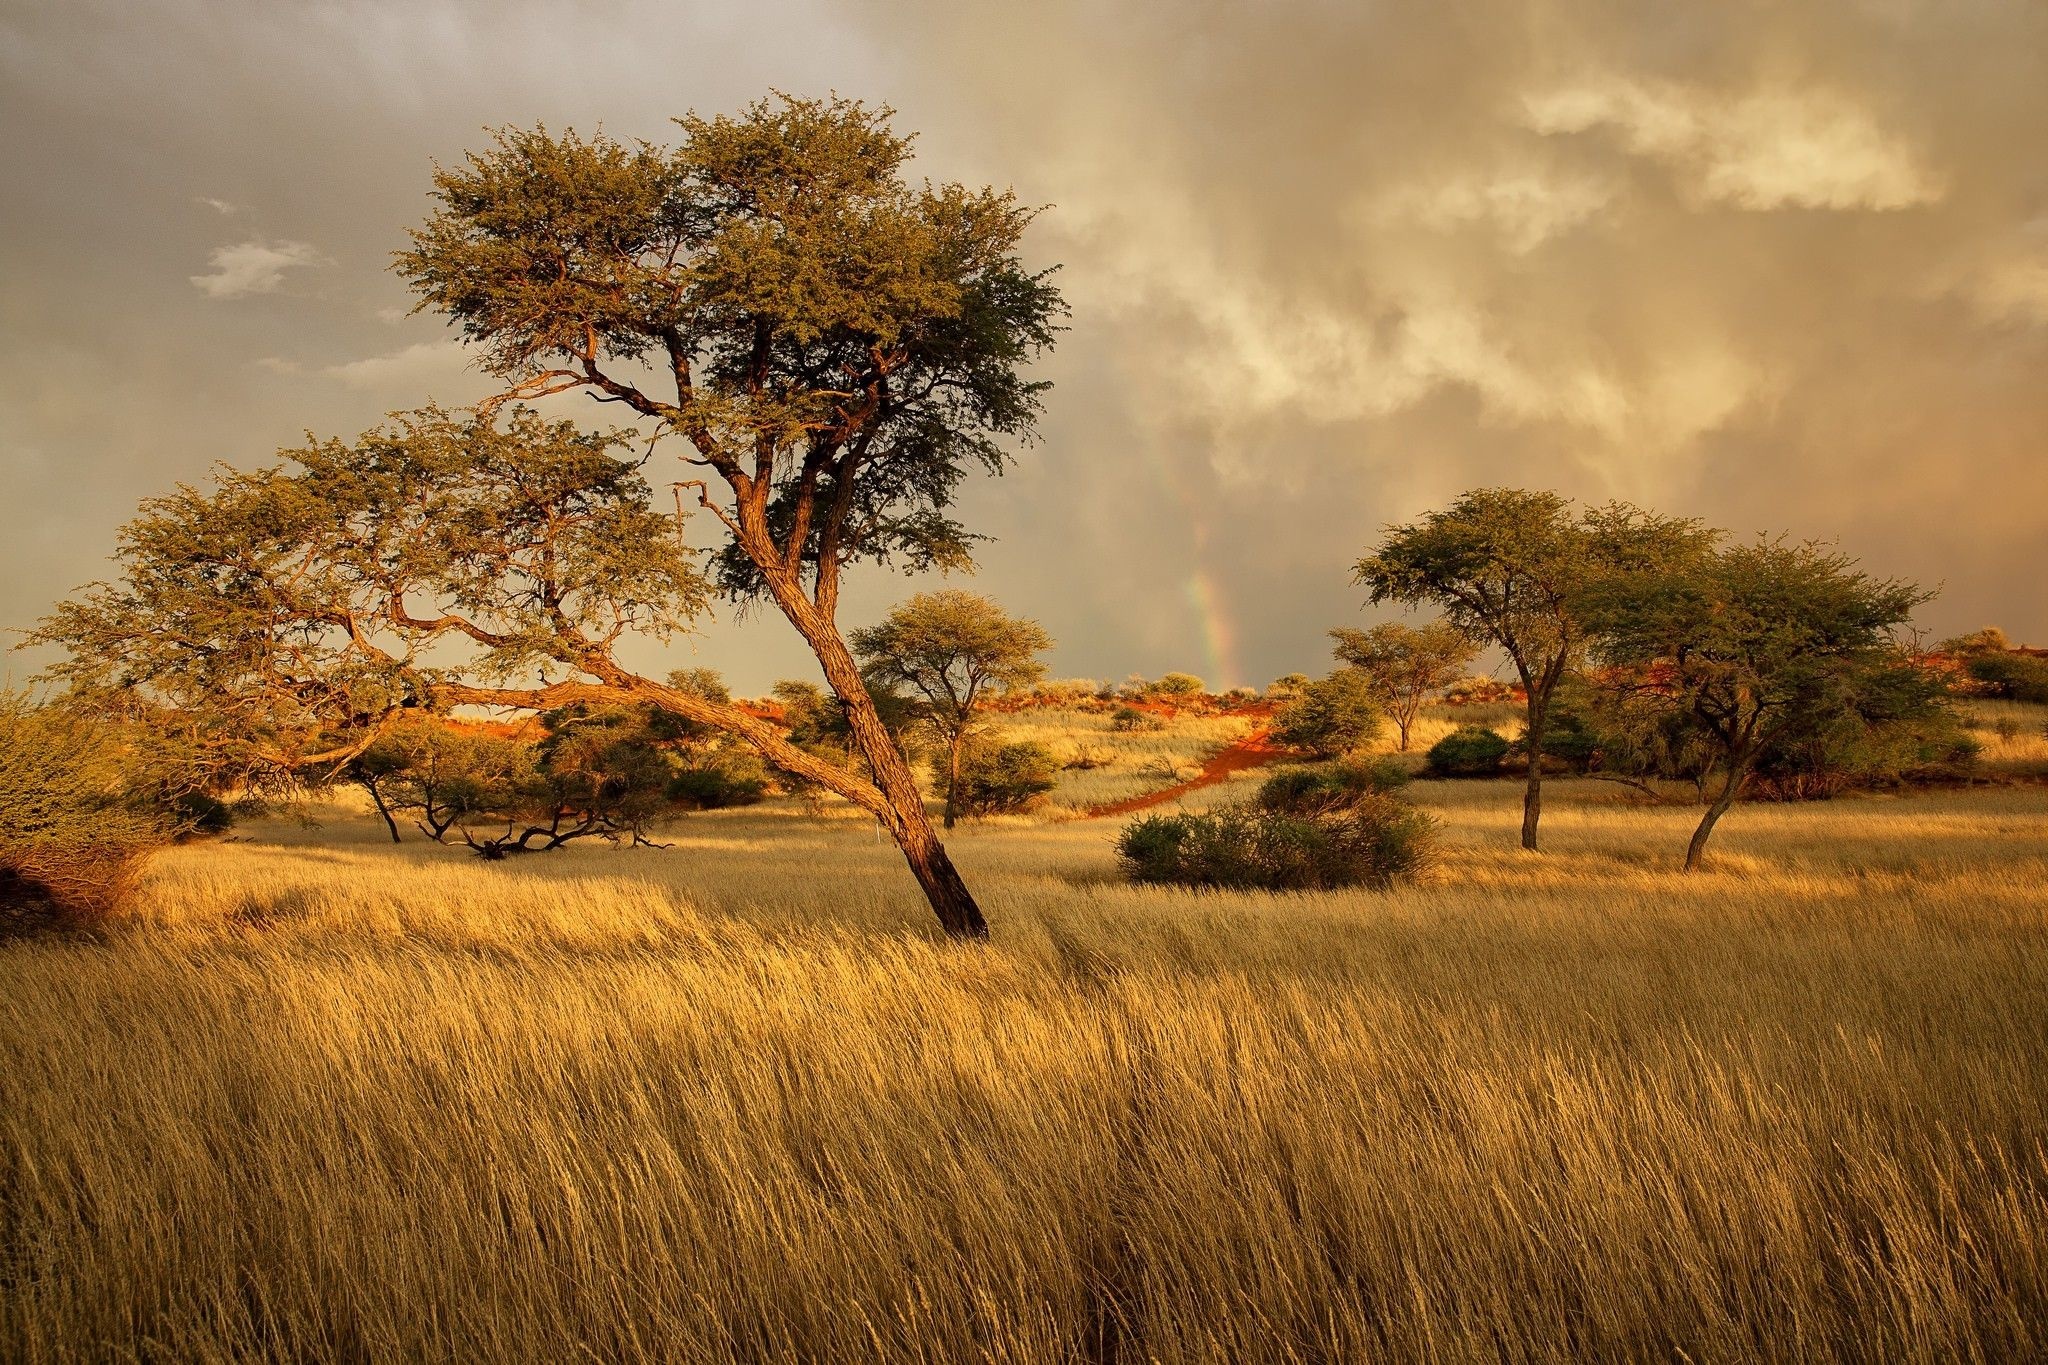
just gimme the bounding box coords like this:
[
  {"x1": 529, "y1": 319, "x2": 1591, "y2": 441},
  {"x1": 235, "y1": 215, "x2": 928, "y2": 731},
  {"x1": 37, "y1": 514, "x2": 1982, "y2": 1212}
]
[{"x1": 2, "y1": 777, "x2": 2044, "y2": 1362}]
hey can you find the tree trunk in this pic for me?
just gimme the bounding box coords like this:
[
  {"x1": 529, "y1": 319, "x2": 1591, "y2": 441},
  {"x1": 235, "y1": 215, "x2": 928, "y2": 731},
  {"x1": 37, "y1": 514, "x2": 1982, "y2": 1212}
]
[
  {"x1": 1519, "y1": 704, "x2": 1546, "y2": 852},
  {"x1": 943, "y1": 733, "x2": 962, "y2": 830},
  {"x1": 773, "y1": 585, "x2": 988, "y2": 939},
  {"x1": 361, "y1": 779, "x2": 402, "y2": 843},
  {"x1": 1684, "y1": 767, "x2": 1747, "y2": 871}
]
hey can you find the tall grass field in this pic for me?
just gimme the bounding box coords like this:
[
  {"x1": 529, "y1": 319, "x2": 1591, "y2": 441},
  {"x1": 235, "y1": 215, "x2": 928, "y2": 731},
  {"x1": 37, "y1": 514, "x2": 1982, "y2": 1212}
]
[{"x1": 3, "y1": 707, "x2": 2046, "y2": 1362}]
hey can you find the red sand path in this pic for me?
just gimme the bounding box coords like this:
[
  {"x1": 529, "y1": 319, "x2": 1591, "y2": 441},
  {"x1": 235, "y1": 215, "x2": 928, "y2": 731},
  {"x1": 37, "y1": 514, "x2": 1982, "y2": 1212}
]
[{"x1": 1084, "y1": 730, "x2": 1291, "y2": 819}]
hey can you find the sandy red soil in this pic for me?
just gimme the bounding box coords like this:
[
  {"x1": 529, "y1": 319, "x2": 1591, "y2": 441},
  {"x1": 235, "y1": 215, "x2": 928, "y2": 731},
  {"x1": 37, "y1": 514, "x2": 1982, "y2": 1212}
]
[{"x1": 1083, "y1": 729, "x2": 1291, "y2": 820}]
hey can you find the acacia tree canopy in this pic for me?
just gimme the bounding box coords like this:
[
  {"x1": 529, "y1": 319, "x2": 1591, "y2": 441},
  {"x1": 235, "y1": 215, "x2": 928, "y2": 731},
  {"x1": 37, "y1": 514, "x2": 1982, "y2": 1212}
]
[
  {"x1": 31, "y1": 408, "x2": 881, "y2": 809},
  {"x1": 1355, "y1": 488, "x2": 1713, "y2": 850},
  {"x1": 389, "y1": 93, "x2": 1065, "y2": 938},
  {"x1": 1328, "y1": 620, "x2": 1475, "y2": 751},
  {"x1": 851, "y1": 590, "x2": 1050, "y2": 828},
  {"x1": 1586, "y1": 537, "x2": 1933, "y2": 869}
]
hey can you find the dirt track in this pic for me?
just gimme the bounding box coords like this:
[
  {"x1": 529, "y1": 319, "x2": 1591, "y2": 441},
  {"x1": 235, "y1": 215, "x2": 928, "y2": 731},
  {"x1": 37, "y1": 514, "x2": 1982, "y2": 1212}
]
[{"x1": 1083, "y1": 730, "x2": 1289, "y2": 819}]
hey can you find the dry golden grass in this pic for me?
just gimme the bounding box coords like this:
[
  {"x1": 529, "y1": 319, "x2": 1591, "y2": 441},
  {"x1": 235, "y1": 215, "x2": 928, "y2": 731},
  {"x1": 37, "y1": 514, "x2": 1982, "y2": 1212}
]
[
  {"x1": 989, "y1": 705, "x2": 1259, "y2": 812},
  {"x1": 3, "y1": 776, "x2": 2045, "y2": 1362}
]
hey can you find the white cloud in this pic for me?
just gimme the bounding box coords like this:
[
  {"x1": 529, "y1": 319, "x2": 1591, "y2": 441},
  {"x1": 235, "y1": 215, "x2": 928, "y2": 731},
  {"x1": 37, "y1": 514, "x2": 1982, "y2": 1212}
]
[
  {"x1": 190, "y1": 239, "x2": 326, "y2": 298},
  {"x1": 194, "y1": 195, "x2": 241, "y2": 215},
  {"x1": 1523, "y1": 78, "x2": 1943, "y2": 211},
  {"x1": 320, "y1": 340, "x2": 474, "y2": 391},
  {"x1": 1373, "y1": 169, "x2": 1615, "y2": 252},
  {"x1": 253, "y1": 356, "x2": 302, "y2": 375}
]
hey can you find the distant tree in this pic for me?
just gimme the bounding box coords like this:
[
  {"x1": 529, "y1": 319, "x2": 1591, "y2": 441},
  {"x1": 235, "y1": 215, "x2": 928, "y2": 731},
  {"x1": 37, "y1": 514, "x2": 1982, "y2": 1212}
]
[
  {"x1": 1266, "y1": 673, "x2": 1311, "y2": 699},
  {"x1": 949, "y1": 738, "x2": 1057, "y2": 817},
  {"x1": 1588, "y1": 538, "x2": 1933, "y2": 870},
  {"x1": 1152, "y1": 672, "x2": 1206, "y2": 698},
  {"x1": 1963, "y1": 653, "x2": 2048, "y2": 704},
  {"x1": 1273, "y1": 669, "x2": 1384, "y2": 758},
  {"x1": 1939, "y1": 626, "x2": 2011, "y2": 656},
  {"x1": 851, "y1": 590, "x2": 1050, "y2": 827},
  {"x1": 1355, "y1": 489, "x2": 1713, "y2": 851},
  {"x1": 1328, "y1": 620, "x2": 1476, "y2": 751}
]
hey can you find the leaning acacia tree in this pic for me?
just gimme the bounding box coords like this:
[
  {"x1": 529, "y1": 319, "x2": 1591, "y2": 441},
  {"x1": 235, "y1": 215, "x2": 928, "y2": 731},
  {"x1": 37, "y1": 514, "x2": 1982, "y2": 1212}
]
[
  {"x1": 1355, "y1": 489, "x2": 1712, "y2": 851},
  {"x1": 40, "y1": 96, "x2": 1063, "y2": 939},
  {"x1": 1587, "y1": 538, "x2": 1931, "y2": 870}
]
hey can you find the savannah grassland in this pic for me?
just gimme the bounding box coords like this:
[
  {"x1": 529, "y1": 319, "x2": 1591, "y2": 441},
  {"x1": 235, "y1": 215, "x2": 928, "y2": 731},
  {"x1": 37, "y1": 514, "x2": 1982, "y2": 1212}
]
[{"x1": 4, "y1": 703, "x2": 2047, "y2": 1364}]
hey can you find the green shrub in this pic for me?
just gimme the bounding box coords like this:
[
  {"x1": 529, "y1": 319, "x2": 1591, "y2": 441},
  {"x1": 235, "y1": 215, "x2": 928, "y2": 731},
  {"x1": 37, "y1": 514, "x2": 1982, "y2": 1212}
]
[
  {"x1": 1153, "y1": 672, "x2": 1206, "y2": 697},
  {"x1": 1966, "y1": 652, "x2": 2048, "y2": 704},
  {"x1": 1116, "y1": 797, "x2": 1436, "y2": 891},
  {"x1": 1749, "y1": 709, "x2": 1981, "y2": 801},
  {"x1": 1273, "y1": 670, "x2": 1383, "y2": 758},
  {"x1": 1109, "y1": 705, "x2": 1155, "y2": 732},
  {"x1": 952, "y1": 740, "x2": 1057, "y2": 816},
  {"x1": 1426, "y1": 726, "x2": 1511, "y2": 777},
  {"x1": 1257, "y1": 758, "x2": 1408, "y2": 815},
  {"x1": 666, "y1": 765, "x2": 768, "y2": 810}
]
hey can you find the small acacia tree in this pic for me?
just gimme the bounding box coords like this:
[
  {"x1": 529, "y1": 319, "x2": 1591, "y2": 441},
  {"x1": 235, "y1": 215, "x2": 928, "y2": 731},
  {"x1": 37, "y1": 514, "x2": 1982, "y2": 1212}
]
[
  {"x1": 1588, "y1": 538, "x2": 1932, "y2": 870},
  {"x1": 850, "y1": 590, "x2": 1050, "y2": 828},
  {"x1": 1328, "y1": 620, "x2": 1475, "y2": 751},
  {"x1": 38, "y1": 96, "x2": 1062, "y2": 939},
  {"x1": 1355, "y1": 488, "x2": 1712, "y2": 851}
]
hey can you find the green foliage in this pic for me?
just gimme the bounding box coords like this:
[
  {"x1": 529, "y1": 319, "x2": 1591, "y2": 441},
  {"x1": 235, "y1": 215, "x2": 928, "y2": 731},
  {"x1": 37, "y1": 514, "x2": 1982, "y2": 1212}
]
[
  {"x1": 1965, "y1": 652, "x2": 2048, "y2": 704},
  {"x1": 1273, "y1": 670, "x2": 1383, "y2": 758},
  {"x1": 1256, "y1": 759, "x2": 1409, "y2": 816},
  {"x1": 395, "y1": 95, "x2": 1065, "y2": 600},
  {"x1": 1153, "y1": 673, "x2": 1206, "y2": 697},
  {"x1": 1747, "y1": 671, "x2": 1981, "y2": 801},
  {"x1": 1116, "y1": 798, "x2": 1436, "y2": 892},
  {"x1": 1355, "y1": 490, "x2": 1714, "y2": 693},
  {"x1": 1265, "y1": 673, "x2": 1311, "y2": 699},
  {"x1": 1426, "y1": 727, "x2": 1512, "y2": 777},
  {"x1": 0, "y1": 695, "x2": 184, "y2": 920},
  {"x1": 1110, "y1": 706, "x2": 1156, "y2": 732},
  {"x1": 1588, "y1": 539, "x2": 1935, "y2": 785},
  {"x1": 32, "y1": 407, "x2": 707, "y2": 774},
  {"x1": 1329, "y1": 620, "x2": 1476, "y2": 749},
  {"x1": 950, "y1": 740, "x2": 1057, "y2": 817}
]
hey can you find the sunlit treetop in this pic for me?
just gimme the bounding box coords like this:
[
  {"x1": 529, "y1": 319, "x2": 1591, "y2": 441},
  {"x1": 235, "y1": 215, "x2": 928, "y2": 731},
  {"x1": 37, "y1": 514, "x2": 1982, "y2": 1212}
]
[{"x1": 395, "y1": 94, "x2": 1066, "y2": 610}]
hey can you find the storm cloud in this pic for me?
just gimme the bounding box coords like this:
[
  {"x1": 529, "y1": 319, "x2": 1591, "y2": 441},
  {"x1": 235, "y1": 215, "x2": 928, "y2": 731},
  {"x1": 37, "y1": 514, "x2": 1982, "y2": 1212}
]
[{"x1": 3, "y1": 0, "x2": 2043, "y2": 690}]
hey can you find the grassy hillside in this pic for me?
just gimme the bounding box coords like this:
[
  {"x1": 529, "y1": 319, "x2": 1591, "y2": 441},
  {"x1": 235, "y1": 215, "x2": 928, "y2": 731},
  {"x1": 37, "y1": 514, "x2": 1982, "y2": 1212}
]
[{"x1": 4, "y1": 720, "x2": 2045, "y2": 1361}]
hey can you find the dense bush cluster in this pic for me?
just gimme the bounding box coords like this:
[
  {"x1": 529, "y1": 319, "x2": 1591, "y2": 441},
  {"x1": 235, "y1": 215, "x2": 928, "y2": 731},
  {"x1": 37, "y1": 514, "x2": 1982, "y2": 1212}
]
[
  {"x1": 1256, "y1": 759, "x2": 1409, "y2": 815},
  {"x1": 951, "y1": 740, "x2": 1057, "y2": 816},
  {"x1": 1273, "y1": 670, "x2": 1383, "y2": 758},
  {"x1": 1426, "y1": 727, "x2": 1511, "y2": 777},
  {"x1": 1963, "y1": 652, "x2": 2048, "y2": 704},
  {"x1": 1117, "y1": 797, "x2": 1437, "y2": 892}
]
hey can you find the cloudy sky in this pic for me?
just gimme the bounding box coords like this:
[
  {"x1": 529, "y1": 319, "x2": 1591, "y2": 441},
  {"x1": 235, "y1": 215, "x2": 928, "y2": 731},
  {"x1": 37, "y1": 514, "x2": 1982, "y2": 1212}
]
[{"x1": 3, "y1": 0, "x2": 2044, "y2": 692}]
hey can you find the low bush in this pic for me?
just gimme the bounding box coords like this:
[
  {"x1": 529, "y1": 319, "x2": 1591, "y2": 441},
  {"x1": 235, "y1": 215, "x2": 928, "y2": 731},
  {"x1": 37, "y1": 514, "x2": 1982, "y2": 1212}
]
[
  {"x1": 0, "y1": 696, "x2": 180, "y2": 922},
  {"x1": 1426, "y1": 726, "x2": 1511, "y2": 777},
  {"x1": 952, "y1": 740, "x2": 1058, "y2": 816},
  {"x1": 1109, "y1": 706, "x2": 1158, "y2": 732},
  {"x1": 1966, "y1": 652, "x2": 2048, "y2": 704},
  {"x1": 1117, "y1": 797, "x2": 1436, "y2": 891},
  {"x1": 667, "y1": 765, "x2": 769, "y2": 810},
  {"x1": 1257, "y1": 758, "x2": 1409, "y2": 815},
  {"x1": 1273, "y1": 670, "x2": 1383, "y2": 758}
]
